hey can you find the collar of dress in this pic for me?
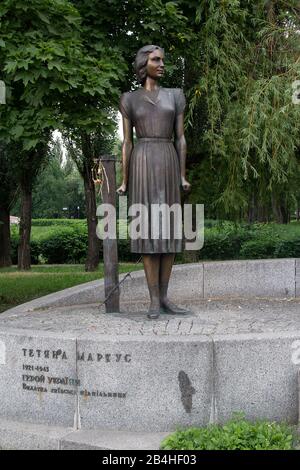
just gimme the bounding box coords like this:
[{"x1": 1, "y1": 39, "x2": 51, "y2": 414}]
[{"x1": 140, "y1": 87, "x2": 162, "y2": 106}]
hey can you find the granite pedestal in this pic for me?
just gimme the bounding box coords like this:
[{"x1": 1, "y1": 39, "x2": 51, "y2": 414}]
[{"x1": 0, "y1": 259, "x2": 300, "y2": 449}]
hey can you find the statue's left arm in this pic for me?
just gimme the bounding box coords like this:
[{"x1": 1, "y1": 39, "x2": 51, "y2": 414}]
[{"x1": 174, "y1": 98, "x2": 191, "y2": 192}]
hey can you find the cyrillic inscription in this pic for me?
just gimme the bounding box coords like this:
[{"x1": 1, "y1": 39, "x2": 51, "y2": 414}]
[{"x1": 20, "y1": 346, "x2": 130, "y2": 400}]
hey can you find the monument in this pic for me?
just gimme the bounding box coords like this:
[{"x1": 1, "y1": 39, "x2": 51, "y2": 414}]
[
  {"x1": 0, "y1": 258, "x2": 300, "y2": 450},
  {"x1": 0, "y1": 47, "x2": 299, "y2": 450}
]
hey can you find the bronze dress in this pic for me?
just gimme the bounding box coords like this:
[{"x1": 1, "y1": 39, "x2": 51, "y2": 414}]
[{"x1": 119, "y1": 87, "x2": 186, "y2": 254}]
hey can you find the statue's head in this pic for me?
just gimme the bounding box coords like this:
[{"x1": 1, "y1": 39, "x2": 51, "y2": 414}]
[{"x1": 134, "y1": 45, "x2": 165, "y2": 85}]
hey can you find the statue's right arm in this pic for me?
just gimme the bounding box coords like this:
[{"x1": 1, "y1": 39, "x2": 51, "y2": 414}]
[{"x1": 117, "y1": 116, "x2": 133, "y2": 195}]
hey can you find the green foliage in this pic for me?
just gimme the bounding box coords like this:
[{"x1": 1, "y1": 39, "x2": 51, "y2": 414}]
[
  {"x1": 10, "y1": 224, "x2": 86, "y2": 264},
  {"x1": 31, "y1": 219, "x2": 87, "y2": 227},
  {"x1": 203, "y1": 221, "x2": 300, "y2": 260},
  {"x1": 184, "y1": 1, "x2": 300, "y2": 220},
  {"x1": 2, "y1": 0, "x2": 300, "y2": 236},
  {"x1": 204, "y1": 221, "x2": 300, "y2": 259},
  {"x1": 29, "y1": 138, "x2": 86, "y2": 219},
  {"x1": 10, "y1": 220, "x2": 139, "y2": 264},
  {"x1": 275, "y1": 239, "x2": 300, "y2": 258},
  {"x1": 199, "y1": 230, "x2": 252, "y2": 260},
  {"x1": 239, "y1": 222, "x2": 300, "y2": 259},
  {"x1": 0, "y1": 0, "x2": 126, "y2": 147},
  {"x1": 72, "y1": 0, "x2": 191, "y2": 90},
  {"x1": 0, "y1": 0, "x2": 129, "y2": 270},
  {"x1": 10, "y1": 236, "x2": 39, "y2": 265},
  {"x1": 37, "y1": 227, "x2": 88, "y2": 264},
  {"x1": 160, "y1": 414, "x2": 296, "y2": 450},
  {"x1": 9, "y1": 219, "x2": 300, "y2": 264},
  {"x1": 240, "y1": 238, "x2": 278, "y2": 259}
]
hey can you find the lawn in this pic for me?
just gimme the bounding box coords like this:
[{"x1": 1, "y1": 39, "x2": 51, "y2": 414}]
[{"x1": 0, "y1": 263, "x2": 142, "y2": 313}]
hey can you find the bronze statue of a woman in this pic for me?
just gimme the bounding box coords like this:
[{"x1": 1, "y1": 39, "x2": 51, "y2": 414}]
[{"x1": 117, "y1": 45, "x2": 191, "y2": 320}]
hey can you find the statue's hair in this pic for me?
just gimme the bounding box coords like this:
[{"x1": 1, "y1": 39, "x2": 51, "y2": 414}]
[{"x1": 134, "y1": 45, "x2": 164, "y2": 85}]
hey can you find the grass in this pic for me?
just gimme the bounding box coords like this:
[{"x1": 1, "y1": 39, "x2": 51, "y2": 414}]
[{"x1": 0, "y1": 263, "x2": 142, "y2": 313}]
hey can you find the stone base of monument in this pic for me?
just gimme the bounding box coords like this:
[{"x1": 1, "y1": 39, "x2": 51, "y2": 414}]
[
  {"x1": 0, "y1": 259, "x2": 300, "y2": 450},
  {"x1": 0, "y1": 419, "x2": 168, "y2": 450}
]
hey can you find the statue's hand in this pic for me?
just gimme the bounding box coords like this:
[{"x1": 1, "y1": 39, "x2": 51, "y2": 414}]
[
  {"x1": 181, "y1": 176, "x2": 191, "y2": 192},
  {"x1": 116, "y1": 182, "x2": 127, "y2": 196}
]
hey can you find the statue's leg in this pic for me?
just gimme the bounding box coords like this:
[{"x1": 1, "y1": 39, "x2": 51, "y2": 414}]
[
  {"x1": 142, "y1": 253, "x2": 161, "y2": 319},
  {"x1": 159, "y1": 253, "x2": 189, "y2": 315},
  {"x1": 159, "y1": 253, "x2": 175, "y2": 304}
]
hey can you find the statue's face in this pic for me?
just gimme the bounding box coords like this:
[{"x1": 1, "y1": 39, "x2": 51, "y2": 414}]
[{"x1": 146, "y1": 49, "x2": 164, "y2": 80}]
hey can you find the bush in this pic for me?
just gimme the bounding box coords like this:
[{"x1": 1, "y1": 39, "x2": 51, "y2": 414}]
[
  {"x1": 11, "y1": 227, "x2": 89, "y2": 264},
  {"x1": 204, "y1": 219, "x2": 227, "y2": 229},
  {"x1": 31, "y1": 218, "x2": 87, "y2": 227},
  {"x1": 240, "y1": 238, "x2": 278, "y2": 259},
  {"x1": 29, "y1": 239, "x2": 42, "y2": 264},
  {"x1": 239, "y1": 232, "x2": 300, "y2": 260},
  {"x1": 274, "y1": 238, "x2": 300, "y2": 258},
  {"x1": 11, "y1": 233, "x2": 19, "y2": 264},
  {"x1": 10, "y1": 219, "x2": 300, "y2": 264},
  {"x1": 117, "y1": 239, "x2": 140, "y2": 262},
  {"x1": 39, "y1": 227, "x2": 88, "y2": 264},
  {"x1": 160, "y1": 414, "x2": 296, "y2": 450},
  {"x1": 11, "y1": 234, "x2": 41, "y2": 265},
  {"x1": 199, "y1": 227, "x2": 252, "y2": 260}
]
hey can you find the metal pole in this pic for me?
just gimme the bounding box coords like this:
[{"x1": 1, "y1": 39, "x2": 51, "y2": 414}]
[{"x1": 98, "y1": 155, "x2": 120, "y2": 313}]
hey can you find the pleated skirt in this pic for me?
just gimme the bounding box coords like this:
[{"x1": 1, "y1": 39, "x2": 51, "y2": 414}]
[{"x1": 128, "y1": 138, "x2": 182, "y2": 253}]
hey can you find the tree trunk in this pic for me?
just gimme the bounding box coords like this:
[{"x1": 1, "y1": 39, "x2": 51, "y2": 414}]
[
  {"x1": 272, "y1": 192, "x2": 289, "y2": 224},
  {"x1": 257, "y1": 204, "x2": 268, "y2": 223},
  {"x1": 0, "y1": 205, "x2": 12, "y2": 267},
  {"x1": 18, "y1": 184, "x2": 32, "y2": 270},
  {"x1": 247, "y1": 192, "x2": 256, "y2": 223}
]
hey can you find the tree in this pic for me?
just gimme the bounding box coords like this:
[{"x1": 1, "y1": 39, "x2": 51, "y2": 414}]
[
  {"x1": 28, "y1": 138, "x2": 86, "y2": 219},
  {"x1": 180, "y1": 0, "x2": 300, "y2": 222},
  {"x1": 0, "y1": 0, "x2": 125, "y2": 268}
]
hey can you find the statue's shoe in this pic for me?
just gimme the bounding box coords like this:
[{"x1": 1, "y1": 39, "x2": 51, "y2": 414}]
[
  {"x1": 147, "y1": 308, "x2": 160, "y2": 320},
  {"x1": 160, "y1": 301, "x2": 190, "y2": 315}
]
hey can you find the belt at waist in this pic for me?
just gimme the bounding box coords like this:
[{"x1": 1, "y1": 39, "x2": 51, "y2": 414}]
[{"x1": 137, "y1": 137, "x2": 172, "y2": 143}]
